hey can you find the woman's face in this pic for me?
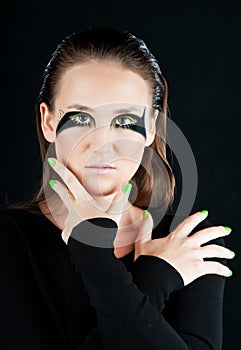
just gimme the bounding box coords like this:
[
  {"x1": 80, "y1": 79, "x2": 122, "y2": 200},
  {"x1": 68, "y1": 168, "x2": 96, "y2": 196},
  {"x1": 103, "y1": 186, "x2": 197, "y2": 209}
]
[{"x1": 41, "y1": 61, "x2": 157, "y2": 198}]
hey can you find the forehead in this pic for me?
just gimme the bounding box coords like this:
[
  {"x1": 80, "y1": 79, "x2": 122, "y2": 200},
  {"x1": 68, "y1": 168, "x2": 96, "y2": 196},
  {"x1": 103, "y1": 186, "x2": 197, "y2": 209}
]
[
  {"x1": 55, "y1": 61, "x2": 153, "y2": 109},
  {"x1": 65, "y1": 102, "x2": 147, "y2": 114}
]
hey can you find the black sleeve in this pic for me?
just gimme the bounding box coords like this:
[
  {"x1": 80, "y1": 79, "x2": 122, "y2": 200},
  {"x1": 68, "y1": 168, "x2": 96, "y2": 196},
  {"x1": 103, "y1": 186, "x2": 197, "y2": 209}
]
[
  {"x1": 132, "y1": 218, "x2": 226, "y2": 350},
  {"x1": 67, "y1": 217, "x2": 194, "y2": 350},
  {"x1": 164, "y1": 219, "x2": 226, "y2": 350},
  {"x1": 0, "y1": 211, "x2": 105, "y2": 350}
]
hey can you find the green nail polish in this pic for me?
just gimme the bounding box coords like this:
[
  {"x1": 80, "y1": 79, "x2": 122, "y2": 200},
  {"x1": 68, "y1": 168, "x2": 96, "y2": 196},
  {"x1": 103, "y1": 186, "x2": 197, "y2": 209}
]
[
  {"x1": 123, "y1": 183, "x2": 132, "y2": 194},
  {"x1": 229, "y1": 250, "x2": 235, "y2": 257},
  {"x1": 224, "y1": 226, "x2": 232, "y2": 233},
  {"x1": 229, "y1": 270, "x2": 233, "y2": 277},
  {"x1": 143, "y1": 210, "x2": 148, "y2": 220},
  {"x1": 200, "y1": 209, "x2": 208, "y2": 214},
  {"x1": 49, "y1": 179, "x2": 56, "y2": 187},
  {"x1": 47, "y1": 158, "x2": 56, "y2": 167}
]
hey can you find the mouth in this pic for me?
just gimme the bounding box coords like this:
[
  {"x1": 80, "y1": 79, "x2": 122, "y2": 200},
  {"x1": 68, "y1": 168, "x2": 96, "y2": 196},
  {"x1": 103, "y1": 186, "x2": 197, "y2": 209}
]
[
  {"x1": 85, "y1": 164, "x2": 116, "y2": 169},
  {"x1": 85, "y1": 164, "x2": 116, "y2": 175}
]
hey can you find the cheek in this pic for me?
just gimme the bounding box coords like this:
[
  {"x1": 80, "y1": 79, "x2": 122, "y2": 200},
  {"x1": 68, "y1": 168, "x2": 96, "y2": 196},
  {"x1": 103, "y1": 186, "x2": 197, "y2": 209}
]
[
  {"x1": 116, "y1": 137, "x2": 145, "y2": 162},
  {"x1": 117, "y1": 159, "x2": 141, "y2": 179},
  {"x1": 115, "y1": 138, "x2": 145, "y2": 178},
  {"x1": 55, "y1": 131, "x2": 87, "y2": 166}
]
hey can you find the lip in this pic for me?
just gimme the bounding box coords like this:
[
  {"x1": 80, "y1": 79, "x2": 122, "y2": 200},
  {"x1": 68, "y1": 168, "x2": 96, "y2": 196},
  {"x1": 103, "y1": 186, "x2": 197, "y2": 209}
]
[
  {"x1": 85, "y1": 164, "x2": 116, "y2": 169},
  {"x1": 85, "y1": 167, "x2": 116, "y2": 174}
]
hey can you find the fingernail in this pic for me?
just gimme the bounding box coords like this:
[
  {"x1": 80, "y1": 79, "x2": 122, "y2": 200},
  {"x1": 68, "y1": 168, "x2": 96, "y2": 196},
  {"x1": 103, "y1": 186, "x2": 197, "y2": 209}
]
[
  {"x1": 224, "y1": 226, "x2": 232, "y2": 233},
  {"x1": 229, "y1": 270, "x2": 233, "y2": 277},
  {"x1": 49, "y1": 179, "x2": 57, "y2": 187},
  {"x1": 200, "y1": 209, "x2": 208, "y2": 214},
  {"x1": 123, "y1": 183, "x2": 132, "y2": 194},
  {"x1": 47, "y1": 158, "x2": 56, "y2": 167},
  {"x1": 143, "y1": 210, "x2": 148, "y2": 220},
  {"x1": 229, "y1": 250, "x2": 235, "y2": 258}
]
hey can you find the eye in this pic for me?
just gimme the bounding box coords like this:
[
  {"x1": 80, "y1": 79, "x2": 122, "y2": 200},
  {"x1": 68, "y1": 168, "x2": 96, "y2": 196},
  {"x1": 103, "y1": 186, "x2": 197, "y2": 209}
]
[
  {"x1": 112, "y1": 114, "x2": 138, "y2": 129},
  {"x1": 68, "y1": 112, "x2": 94, "y2": 127}
]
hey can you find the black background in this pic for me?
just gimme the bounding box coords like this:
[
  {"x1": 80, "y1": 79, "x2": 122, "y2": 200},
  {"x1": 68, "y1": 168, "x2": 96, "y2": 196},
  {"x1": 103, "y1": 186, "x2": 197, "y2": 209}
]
[{"x1": 1, "y1": 1, "x2": 240, "y2": 348}]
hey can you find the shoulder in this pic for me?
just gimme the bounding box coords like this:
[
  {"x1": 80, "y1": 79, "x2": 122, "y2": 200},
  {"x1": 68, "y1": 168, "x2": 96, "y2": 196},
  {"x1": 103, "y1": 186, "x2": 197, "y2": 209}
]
[
  {"x1": 0, "y1": 207, "x2": 26, "y2": 230},
  {"x1": 0, "y1": 206, "x2": 44, "y2": 246},
  {"x1": 0, "y1": 207, "x2": 35, "y2": 231},
  {"x1": 0, "y1": 208, "x2": 31, "y2": 262}
]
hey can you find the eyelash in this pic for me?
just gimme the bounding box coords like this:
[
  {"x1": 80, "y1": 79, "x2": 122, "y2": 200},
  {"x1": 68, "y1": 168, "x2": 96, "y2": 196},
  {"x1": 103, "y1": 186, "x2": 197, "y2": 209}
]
[
  {"x1": 68, "y1": 112, "x2": 138, "y2": 129},
  {"x1": 69, "y1": 113, "x2": 93, "y2": 127}
]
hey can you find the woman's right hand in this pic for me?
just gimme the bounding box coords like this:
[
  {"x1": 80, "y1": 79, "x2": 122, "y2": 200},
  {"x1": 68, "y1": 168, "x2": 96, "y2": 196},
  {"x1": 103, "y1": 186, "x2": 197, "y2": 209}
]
[
  {"x1": 134, "y1": 210, "x2": 234, "y2": 286},
  {"x1": 47, "y1": 157, "x2": 132, "y2": 245}
]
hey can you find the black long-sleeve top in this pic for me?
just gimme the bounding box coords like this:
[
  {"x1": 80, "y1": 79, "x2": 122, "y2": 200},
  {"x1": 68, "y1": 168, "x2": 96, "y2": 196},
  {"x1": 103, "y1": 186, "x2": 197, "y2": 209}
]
[{"x1": 0, "y1": 206, "x2": 226, "y2": 349}]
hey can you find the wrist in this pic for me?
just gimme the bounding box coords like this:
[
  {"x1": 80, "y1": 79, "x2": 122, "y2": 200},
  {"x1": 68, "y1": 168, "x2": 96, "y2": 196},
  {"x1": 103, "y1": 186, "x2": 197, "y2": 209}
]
[{"x1": 69, "y1": 217, "x2": 118, "y2": 249}]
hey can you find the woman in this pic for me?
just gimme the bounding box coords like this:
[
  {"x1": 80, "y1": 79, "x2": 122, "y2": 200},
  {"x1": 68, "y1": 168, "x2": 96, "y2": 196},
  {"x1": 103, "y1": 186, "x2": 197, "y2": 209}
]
[{"x1": 0, "y1": 26, "x2": 234, "y2": 349}]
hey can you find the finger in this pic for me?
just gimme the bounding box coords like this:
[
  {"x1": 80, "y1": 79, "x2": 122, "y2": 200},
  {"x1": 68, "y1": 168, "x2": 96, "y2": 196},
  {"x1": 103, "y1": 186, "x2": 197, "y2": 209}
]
[
  {"x1": 48, "y1": 157, "x2": 91, "y2": 202},
  {"x1": 202, "y1": 261, "x2": 232, "y2": 278},
  {"x1": 122, "y1": 182, "x2": 133, "y2": 207},
  {"x1": 135, "y1": 210, "x2": 153, "y2": 243},
  {"x1": 61, "y1": 230, "x2": 69, "y2": 245},
  {"x1": 198, "y1": 244, "x2": 235, "y2": 259},
  {"x1": 107, "y1": 182, "x2": 132, "y2": 214},
  {"x1": 190, "y1": 225, "x2": 232, "y2": 246},
  {"x1": 49, "y1": 179, "x2": 72, "y2": 208},
  {"x1": 172, "y1": 210, "x2": 209, "y2": 238}
]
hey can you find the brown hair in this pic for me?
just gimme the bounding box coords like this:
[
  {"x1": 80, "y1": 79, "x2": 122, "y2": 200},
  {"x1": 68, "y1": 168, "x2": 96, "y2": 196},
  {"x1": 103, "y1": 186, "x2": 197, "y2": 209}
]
[{"x1": 4, "y1": 26, "x2": 176, "y2": 214}]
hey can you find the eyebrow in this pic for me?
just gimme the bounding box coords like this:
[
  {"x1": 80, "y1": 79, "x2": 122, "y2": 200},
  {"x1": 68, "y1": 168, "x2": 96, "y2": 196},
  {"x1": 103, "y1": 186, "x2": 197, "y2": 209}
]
[{"x1": 66, "y1": 104, "x2": 144, "y2": 114}]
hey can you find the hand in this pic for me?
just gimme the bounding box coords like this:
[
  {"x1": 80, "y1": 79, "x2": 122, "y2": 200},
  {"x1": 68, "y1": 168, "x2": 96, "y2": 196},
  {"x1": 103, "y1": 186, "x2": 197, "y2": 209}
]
[
  {"x1": 134, "y1": 210, "x2": 234, "y2": 286},
  {"x1": 47, "y1": 157, "x2": 132, "y2": 244}
]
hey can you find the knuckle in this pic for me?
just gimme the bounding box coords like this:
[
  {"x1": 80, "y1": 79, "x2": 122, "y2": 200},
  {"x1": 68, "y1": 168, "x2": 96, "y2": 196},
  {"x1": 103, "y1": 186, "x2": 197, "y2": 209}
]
[
  {"x1": 63, "y1": 171, "x2": 72, "y2": 184},
  {"x1": 208, "y1": 225, "x2": 227, "y2": 236},
  {"x1": 209, "y1": 244, "x2": 221, "y2": 254},
  {"x1": 221, "y1": 246, "x2": 229, "y2": 254},
  {"x1": 168, "y1": 232, "x2": 176, "y2": 241},
  {"x1": 193, "y1": 247, "x2": 203, "y2": 259},
  {"x1": 208, "y1": 226, "x2": 219, "y2": 233},
  {"x1": 185, "y1": 236, "x2": 194, "y2": 248},
  {"x1": 216, "y1": 263, "x2": 224, "y2": 275}
]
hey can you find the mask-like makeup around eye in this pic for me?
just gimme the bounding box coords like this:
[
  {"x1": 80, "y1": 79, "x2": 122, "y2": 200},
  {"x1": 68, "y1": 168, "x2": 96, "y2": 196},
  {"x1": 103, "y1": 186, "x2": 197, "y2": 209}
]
[{"x1": 55, "y1": 103, "x2": 156, "y2": 140}]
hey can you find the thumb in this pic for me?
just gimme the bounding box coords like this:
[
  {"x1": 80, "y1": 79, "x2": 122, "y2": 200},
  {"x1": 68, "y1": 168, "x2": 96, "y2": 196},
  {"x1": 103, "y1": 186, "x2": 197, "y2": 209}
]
[
  {"x1": 134, "y1": 210, "x2": 153, "y2": 262},
  {"x1": 135, "y1": 210, "x2": 153, "y2": 244}
]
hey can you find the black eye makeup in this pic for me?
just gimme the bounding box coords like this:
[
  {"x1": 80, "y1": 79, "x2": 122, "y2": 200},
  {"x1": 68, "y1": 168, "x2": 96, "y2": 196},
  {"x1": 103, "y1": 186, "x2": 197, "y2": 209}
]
[
  {"x1": 111, "y1": 110, "x2": 146, "y2": 138},
  {"x1": 56, "y1": 108, "x2": 147, "y2": 139},
  {"x1": 69, "y1": 112, "x2": 95, "y2": 127},
  {"x1": 56, "y1": 111, "x2": 93, "y2": 135}
]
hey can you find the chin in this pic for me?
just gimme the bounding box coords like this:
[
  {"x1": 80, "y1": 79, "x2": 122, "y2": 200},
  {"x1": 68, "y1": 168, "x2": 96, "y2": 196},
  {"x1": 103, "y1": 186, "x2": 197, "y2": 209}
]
[{"x1": 81, "y1": 179, "x2": 119, "y2": 197}]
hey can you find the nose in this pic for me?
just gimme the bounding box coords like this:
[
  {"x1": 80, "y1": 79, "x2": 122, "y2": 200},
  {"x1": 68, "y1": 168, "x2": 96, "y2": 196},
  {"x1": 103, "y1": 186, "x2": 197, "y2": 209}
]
[{"x1": 88, "y1": 124, "x2": 114, "y2": 152}]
